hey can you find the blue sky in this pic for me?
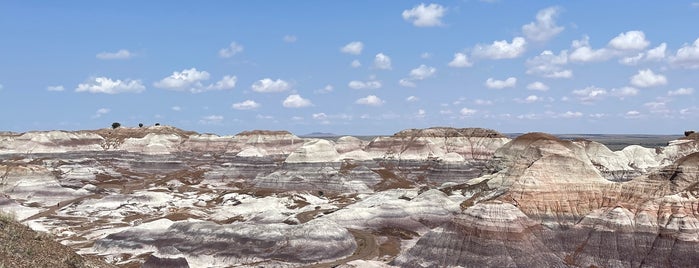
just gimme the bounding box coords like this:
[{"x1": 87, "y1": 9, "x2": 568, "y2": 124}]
[{"x1": 1, "y1": 1, "x2": 698, "y2": 135}]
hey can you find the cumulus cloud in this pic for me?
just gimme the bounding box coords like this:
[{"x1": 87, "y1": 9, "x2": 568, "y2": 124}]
[
  {"x1": 399, "y1": 79, "x2": 416, "y2": 88},
  {"x1": 172, "y1": 106, "x2": 182, "y2": 111},
  {"x1": 572, "y1": 86, "x2": 607, "y2": 103},
  {"x1": 630, "y1": 69, "x2": 667, "y2": 88},
  {"x1": 356, "y1": 95, "x2": 384, "y2": 106},
  {"x1": 199, "y1": 115, "x2": 224, "y2": 125},
  {"x1": 526, "y1": 81, "x2": 549, "y2": 91},
  {"x1": 348, "y1": 80, "x2": 382, "y2": 89},
  {"x1": 232, "y1": 100, "x2": 260, "y2": 110},
  {"x1": 283, "y1": 35, "x2": 297, "y2": 43},
  {"x1": 219, "y1": 42, "x2": 244, "y2": 58},
  {"x1": 525, "y1": 50, "x2": 572, "y2": 78},
  {"x1": 473, "y1": 37, "x2": 527, "y2": 59},
  {"x1": 516, "y1": 95, "x2": 543, "y2": 103},
  {"x1": 154, "y1": 68, "x2": 210, "y2": 90},
  {"x1": 670, "y1": 38, "x2": 699, "y2": 68},
  {"x1": 608, "y1": 31, "x2": 649, "y2": 51},
  {"x1": 282, "y1": 94, "x2": 312, "y2": 108},
  {"x1": 569, "y1": 36, "x2": 611, "y2": 62},
  {"x1": 251, "y1": 78, "x2": 291, "y2": 93},
  {"x1": 485, "y1": 77, "x2": 517, "y2": 89},
  {"x1": 406, "y1": 96, "x2": 419, "y2": 102},
  {"x1": 314, "y1": 84, "x2": 334, "y2": 94},
  {"x1": 611, "y1": 86, "x2": 639, "y2": 98},
  {"x1": 76, "y1": 77, "x2": 145, "y2": 94},
  {"x1": 646, "y1": 43, "x2": 667, "y2": 61},
  {"x1": 559, "y1": 111, "x2": 583, "y2": 118},
  {"x1": 350, "y1": 60, "x2": 361, "y2": 68},
  {"x1": 448, "y1": 53, "x2": 473, "y2": 67},
  {"x1": 96, "y1": 49, "x2": 133, "y2": 60},
  {"x1": 402, "y1": 3, "x2": 446, "y2": 27},
  {"x1": 208, "y1": 75, "x2": 238, "y2": 90},
  {"x1": 373, "y1": 53, "x2": 392, "y2": 70},
  {"x1": 416, "y1": 109, "x2": 426, "y2": 118},
  {"x1": 341, "y1": 41, "x2": 364, "y2": 55},
  {"x1": 460, "y1": 108, "x2": 477, "y2": 116},
  {"x1": 47, "y1": 85, "x2": 65, "y2": 92},
  {"x1": 91, "y1": 108, "x2": 110, "y2": 119},
  {"x1": 474, "y1": 99, "x2": 493, "y2": 105},
  {"x1": 154, "y1": 68, "x2": 235, "y2": 93},
  {"x1": 522, "y1": 6, "x2": 564, "y2": 42},
  {"x1": 409, "y1": 65, "x2": 436, "y2": 80},
  {"x1": 668, "y1": 87, "x2": 694, "y2": 96}
]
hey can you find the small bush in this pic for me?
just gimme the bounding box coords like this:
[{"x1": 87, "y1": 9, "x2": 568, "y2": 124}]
[
  {"x1": 111, "y1": 122, "x2": 121, "y2": 129},
  {"x1": 138, "y1": 123, "x2": 144, "y2": 128}
]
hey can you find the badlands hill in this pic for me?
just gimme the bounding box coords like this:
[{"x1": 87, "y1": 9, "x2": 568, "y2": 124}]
[{"x1": 1, "y1": 125, "x2": 698, "y2": 267}]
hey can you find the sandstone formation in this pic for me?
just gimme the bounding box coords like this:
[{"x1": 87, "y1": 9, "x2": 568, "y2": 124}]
[{"x1": 2, "y1": 126, "x2": 699, "y2": 267}]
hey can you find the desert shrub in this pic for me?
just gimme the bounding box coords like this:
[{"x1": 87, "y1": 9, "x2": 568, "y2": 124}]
[{"x1": 111, "y1": 122, "x2": 121, "y2": 129}]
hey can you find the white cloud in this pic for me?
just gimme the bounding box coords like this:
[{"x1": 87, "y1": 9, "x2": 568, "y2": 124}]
[
  {"x1": 312, "y1": 113, "x2": 327, "y2": 120},
  {"x1": 315, "y1": 84, "x2": 334, "y2": 94},
  {"x1": 421, "y1": 52, "x2": 432, "y2": 59},
  {"x1": 91, "y1": 108, "x2": 110, "y2": 119},
  {"x1": 47, "y1": 85, "x2": 65, "y2": 92},
  {"x1": 525, "y1": 50, "x2": 572, "y2": 78},
  {"x1": 608, "y1": 31, "x2": 649, "y2": 51},
  {"x1": 619, "y1": 53, "x2": 644, "y2": 65},
  {"x1": 474, "y1": 99, "x2": 493, "y2": 105},
  {"x1": 402, "y1": 3, "x2": 446, "y2": 27},
  {"x1": 76, "y1": 77, "x2": 145, "y2": 94},
  {"x1": 208, "y1": 75, "x2": 237, "y2": 91},
  {"x1": 630, "y1": 69, "x2": 667, "y2": 88},
  {"x1": 646, "y1": 43, "x2": 667, "y2": 61},
  {"x1": 232, "y1": 100, "x2": 260, "y2": 110},
  {"x1": 668, "y1": 87, "x2": 694, "y2": 96},
  {"x1": 625, "y1": 110, "x2": 641, "y2": 118},
  {"x1": 522, "y1": 6, "x2": 564, "y2": 42},
  {"x1": 460, "y1": 108, "x2": 477, "y2": 116},
  {"x1": 348, "y1": 80, "x2": 381, "y2": 89},
  {"x1": 350, "y1": 60, "x2": 362, "y2": 68},
  {"x1": 448, "y1": 53, "x2": 473, "y2": 67},
  {"x1": 517, "y1": 95, "x2": 542, "y2": 103},
  {"x1": 526, "y1": 81, "x2": 549, "y2": 91},
  {"x1": 399, "y1": 79, "x2": 416, "y2": 88},
  {"x1": 560, "y1": 111, "x2": 583, "y2": 118},
  {"x1": 611, "y1": 86, "x2": 639, "y2": 98},
  {"x1": 356, "y1": 95, "x2": 384, "y2": 106},
  {"x1": 572, "y1": 86, "x2": 607, "y2": 103},
  {"x1": 283, "y1": 35, "x2": 297, "y2": 43},
  {"x1": 96, "y1": 49, "x2": 133, "y2": 60},
  {"x1": 670, "y1": 38, "x2": 699, "y2": 68},
  {"x1": 644, "y1": 101, "x2": 671, "y2": 114},
  {"x1": 569, "y1": 36, "x2": 611, "y2": 62},
  {"x1": 219, "y1": 42, "x2": 244, "y2": 58},
  {"x1": 256, "y1": 114, "x2": 274, "y2": 120},
  {"x1": 406, "y1": 96, "x2": 419, "y2": 102},
  {"x1": 619, "y1": 43, "x2": 667, "y2": 65},
  {"x1": 282, "y1": 94, "x2": 312, "y2": 108},
  {"x1": 199, "y1": 115, "x2": 224, "y2": 125},
  {"x1": 485, "y1": 77, "x2": 517, "y2": 89},
  {"x1": 171, "y1": 106, "x2": 182, "y2": 111},
  {"x1": 409, "y1": 64, "x2": 436, "y2": 80},
  {"x1": 251, "y1": 78, "x2": 291, "y2": 93},
  {"x1": 473, "y1": 37, "x2": 527, "y2": 59},
  {"x1": 373, "y1": 53, "x2": 392, "y2": 70},
  {"x1": 154, "y1": 68, "x2": 210, "y2": 90},
  {"x1": 341, "y1": 41, "x2": 364, "y2": 55}
]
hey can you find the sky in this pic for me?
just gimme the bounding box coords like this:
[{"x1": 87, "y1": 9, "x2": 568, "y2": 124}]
[{"x1": 1, "y1": 1, "x2": 698, "y2": 135}]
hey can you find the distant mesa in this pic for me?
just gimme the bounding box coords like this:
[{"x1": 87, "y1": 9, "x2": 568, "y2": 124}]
[
  {"x1": 393, "y1": 127, "x2": 505, "y2": 138},
  {"x1": 302, "y1": 132, "x2": 339, "y2": 137}
]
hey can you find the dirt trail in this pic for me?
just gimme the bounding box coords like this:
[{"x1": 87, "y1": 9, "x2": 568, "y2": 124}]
[
  {"x1": 303, "y1": 228, "x2": 379, "y2": 268},
  {"x1": 22, "y1": 193, "x2": 102, "y2": 222}
]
